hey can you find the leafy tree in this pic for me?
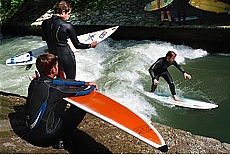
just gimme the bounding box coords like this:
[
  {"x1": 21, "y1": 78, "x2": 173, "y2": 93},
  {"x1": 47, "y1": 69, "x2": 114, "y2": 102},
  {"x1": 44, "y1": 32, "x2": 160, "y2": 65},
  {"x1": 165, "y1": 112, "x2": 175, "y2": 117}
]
[
  {"x1": 0, "y1": 0, "x2": 119, "y2": 25},
  {"x1": 0, "y1": 0, "x2": 24, "y2": 24}
]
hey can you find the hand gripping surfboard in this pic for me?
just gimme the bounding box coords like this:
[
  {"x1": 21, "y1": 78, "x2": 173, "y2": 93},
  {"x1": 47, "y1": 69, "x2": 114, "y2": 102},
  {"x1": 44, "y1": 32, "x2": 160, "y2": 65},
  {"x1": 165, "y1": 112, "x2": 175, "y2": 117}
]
[{"x1": 6, "y1": 26, "x2": 119, "y2": 66}]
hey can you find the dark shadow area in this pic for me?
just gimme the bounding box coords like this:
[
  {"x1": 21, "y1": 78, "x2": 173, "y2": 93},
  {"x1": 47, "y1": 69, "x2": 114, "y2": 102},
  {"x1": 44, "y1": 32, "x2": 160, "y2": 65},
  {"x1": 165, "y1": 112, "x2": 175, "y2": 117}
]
[
  {"x1": 8, "y1": 104, "x2": 112, "y2": 154},
  {"x1": 2, "y1": 0, "x2": 55, "y2": 35}
]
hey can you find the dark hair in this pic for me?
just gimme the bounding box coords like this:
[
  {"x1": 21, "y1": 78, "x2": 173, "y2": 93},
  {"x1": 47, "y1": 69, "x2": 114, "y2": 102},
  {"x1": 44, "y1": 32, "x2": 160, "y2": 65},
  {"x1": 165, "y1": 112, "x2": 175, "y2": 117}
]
[
  {"x1": 54, "y1": 1, "x2": 72, "y2": 14},
  {"x1": 166, "y1": 51, "x2": 177, "y2": 58},
  {"x1": 36, "y1": 54, "x2": 58, "y2": 75}
]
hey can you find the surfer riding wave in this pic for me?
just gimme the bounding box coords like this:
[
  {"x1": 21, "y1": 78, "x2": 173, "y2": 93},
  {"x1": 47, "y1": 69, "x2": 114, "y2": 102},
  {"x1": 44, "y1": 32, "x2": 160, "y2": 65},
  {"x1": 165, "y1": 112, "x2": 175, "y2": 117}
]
[{"x1": 148, "y1": 51, "x2": 192, "y2": 101}]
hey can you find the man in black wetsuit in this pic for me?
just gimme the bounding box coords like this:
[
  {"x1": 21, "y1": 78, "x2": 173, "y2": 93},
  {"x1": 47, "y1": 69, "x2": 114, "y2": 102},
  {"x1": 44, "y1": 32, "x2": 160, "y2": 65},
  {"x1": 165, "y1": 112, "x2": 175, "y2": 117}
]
[
  {"x1": 157, "y1": 0, "x2": 173, "y2": 26},
  {"x1": 177, "y1": 0, "x2": 189, "y2": 25},
  {"x1": 148, "y1": 51, "x2": 192, "y2": 101},
  {"x1": 25, "y1": 54, "x2": 98, "y2": 148},
  {"x1": 42, "y1": 1, "x2": 98, "y2": 79}
]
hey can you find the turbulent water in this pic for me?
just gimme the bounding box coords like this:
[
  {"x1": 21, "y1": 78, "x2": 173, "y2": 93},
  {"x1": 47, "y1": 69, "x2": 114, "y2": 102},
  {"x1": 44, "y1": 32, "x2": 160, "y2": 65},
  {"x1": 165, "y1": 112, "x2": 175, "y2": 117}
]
[{"x1": 1, "y1": 35, "x2": 230, "y2": 144}]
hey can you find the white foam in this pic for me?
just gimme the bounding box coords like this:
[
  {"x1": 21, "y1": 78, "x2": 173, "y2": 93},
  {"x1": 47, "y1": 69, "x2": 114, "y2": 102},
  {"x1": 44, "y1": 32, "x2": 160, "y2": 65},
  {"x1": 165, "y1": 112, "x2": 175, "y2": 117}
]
[{"x1": 1, "y1": 37, "x2": 208, "y2": 121}]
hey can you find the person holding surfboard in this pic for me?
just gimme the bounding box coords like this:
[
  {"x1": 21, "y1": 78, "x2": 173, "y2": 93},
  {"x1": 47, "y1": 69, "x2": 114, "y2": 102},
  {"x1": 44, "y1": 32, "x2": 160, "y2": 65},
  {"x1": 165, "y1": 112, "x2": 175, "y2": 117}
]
[
  {"x1": 25, "y1": 54, "x2": 98, "y2": 148},
  {"x1": 177, "y1": 0, "x2": 189, "y2": 25},
  {"x1": 157, "y1": 0, "x2": 173, "y2": 26},
  {"x1": 148, "y1": 51, "x2": 192, "y2": 101},
  {"x1": 42, "y1": 1, "x2": 98, "y2": 79}
]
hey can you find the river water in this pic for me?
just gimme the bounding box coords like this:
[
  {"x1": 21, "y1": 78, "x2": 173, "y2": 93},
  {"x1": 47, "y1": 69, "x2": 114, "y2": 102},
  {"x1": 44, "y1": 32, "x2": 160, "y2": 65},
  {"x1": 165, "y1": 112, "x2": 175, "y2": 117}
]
[{"x1": 0, "y1": 34, "x2": 229, "y2": 144}]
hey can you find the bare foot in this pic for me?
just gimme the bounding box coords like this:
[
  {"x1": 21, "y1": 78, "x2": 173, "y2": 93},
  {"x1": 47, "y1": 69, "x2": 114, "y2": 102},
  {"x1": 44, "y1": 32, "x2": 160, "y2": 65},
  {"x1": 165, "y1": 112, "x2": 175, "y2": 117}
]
[{"x1": 173, "y1": 95, "x2": 179, "y2": 101}]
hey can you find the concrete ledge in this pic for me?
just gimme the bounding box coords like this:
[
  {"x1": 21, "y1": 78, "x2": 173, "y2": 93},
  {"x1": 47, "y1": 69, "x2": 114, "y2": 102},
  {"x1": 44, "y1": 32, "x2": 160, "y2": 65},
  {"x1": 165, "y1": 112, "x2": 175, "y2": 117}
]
[{"x1": 2, "y1": 24, "x2": 230, "y2": 53}]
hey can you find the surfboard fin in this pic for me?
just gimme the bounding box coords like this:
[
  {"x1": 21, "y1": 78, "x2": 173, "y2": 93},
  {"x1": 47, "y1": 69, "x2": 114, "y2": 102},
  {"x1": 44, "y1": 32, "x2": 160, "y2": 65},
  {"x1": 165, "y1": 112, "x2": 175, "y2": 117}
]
[{"x1": 26, "y1": 64, "x2": 33, "y2": 70}]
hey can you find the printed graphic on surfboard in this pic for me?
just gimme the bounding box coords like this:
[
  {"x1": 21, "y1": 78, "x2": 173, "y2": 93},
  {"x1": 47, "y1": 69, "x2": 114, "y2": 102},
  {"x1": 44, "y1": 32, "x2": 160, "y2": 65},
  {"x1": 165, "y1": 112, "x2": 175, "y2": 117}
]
[
  {"x1": 5, "y1": 26, "x2": 119, "y2": 66},
  {"x1": 189, "y1": 0, "x2": 230, "y2": 13},
  {"x1": 174, "y1": 16, "x2": 200, "y2": 21},
  {"x1": 64, "y1": 90, "x2": 168, "y2": 152},
  {"x1": 7, "y1": 51, "x2": 35, "y2": 65},
  {"x1": 144, "y1": 0, "x2": 174, "y2": 11},
  {"x1": 136, "y1": 86, "x2": 218, "y2": 110}
]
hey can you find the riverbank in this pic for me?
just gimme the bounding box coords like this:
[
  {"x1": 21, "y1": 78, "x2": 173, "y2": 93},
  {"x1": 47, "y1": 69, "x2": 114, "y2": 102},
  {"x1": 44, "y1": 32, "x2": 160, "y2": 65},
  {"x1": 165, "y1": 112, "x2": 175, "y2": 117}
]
[
  {"x1": 0, "y1": 91, "x2": 230, "y2": 153},
  {"x1": 1, "y1": 0, "x2": 230, "y2": 53},
  {"x1": 1, "y1": 0, "x2": 230, "y2": 153}
]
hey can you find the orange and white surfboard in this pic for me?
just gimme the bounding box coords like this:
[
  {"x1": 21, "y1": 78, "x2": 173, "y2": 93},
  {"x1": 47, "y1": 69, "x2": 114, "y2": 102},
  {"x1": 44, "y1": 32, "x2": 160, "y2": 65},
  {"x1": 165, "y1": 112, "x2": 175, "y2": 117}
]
[
  {"x1": 64, "y1": 90, "x2": 168, "y2": 152},
  {"x1": 29, "y1": 70, "x2": 167, "y2": 152}
]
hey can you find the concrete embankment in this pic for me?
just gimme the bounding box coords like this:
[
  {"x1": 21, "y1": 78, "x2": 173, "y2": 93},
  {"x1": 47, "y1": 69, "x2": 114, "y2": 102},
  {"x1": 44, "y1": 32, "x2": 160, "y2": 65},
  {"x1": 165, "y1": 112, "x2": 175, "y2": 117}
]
[
  {"x1": 2, "y1": 0, "x2": 230, "y2": 53},
  {"x1": 1, "y1": 92, "x2": 230, "y2": 153}
]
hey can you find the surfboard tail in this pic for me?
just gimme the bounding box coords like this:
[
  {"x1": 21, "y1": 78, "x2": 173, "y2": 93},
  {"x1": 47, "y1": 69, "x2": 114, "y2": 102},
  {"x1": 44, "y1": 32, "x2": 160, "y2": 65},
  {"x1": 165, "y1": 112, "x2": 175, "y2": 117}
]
[{"x1": 158, "y1": 144, "x2": 168, "y2": 152}]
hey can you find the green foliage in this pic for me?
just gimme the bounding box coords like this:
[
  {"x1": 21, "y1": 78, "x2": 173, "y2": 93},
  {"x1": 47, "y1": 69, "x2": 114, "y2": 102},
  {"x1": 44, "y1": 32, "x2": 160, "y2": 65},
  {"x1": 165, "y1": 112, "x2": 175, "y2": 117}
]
[
  {"x1": 0, "y1": 0, "x2": 24, "y2": 25},
  {"x1": 0, "y1": 0, "x2": 119, "y2": 25}
]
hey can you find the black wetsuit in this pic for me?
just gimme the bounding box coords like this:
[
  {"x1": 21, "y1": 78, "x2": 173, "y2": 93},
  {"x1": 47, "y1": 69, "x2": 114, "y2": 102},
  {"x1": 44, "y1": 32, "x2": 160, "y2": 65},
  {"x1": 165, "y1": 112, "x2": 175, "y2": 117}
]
[
  {"x1": 177, "y1": 0, "x2": 189, "y2": 22},
  {"x1": 148, "y1": 57, "x2": 185, "y2": 95},
  {"x1": 25, "y1": 75, "x2": 95, "y2": 146},
  {"x1": 42, "y1": 16, "x2": 91, "y2": 79}
]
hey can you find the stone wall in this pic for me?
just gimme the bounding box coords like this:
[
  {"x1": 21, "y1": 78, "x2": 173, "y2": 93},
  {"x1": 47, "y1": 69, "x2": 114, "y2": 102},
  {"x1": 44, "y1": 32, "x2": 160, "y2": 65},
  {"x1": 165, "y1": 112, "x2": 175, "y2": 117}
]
[{"x1": 2, "y1": 0, "x2": 230, "y2": 53}]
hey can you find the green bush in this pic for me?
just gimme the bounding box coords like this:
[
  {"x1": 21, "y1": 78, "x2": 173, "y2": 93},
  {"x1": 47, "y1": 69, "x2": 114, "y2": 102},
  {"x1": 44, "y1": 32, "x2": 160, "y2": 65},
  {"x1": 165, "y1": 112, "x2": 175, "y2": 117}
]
[
  {"x1": 0, "y1": 0, "x2": 24, "y2": 24},
  {"x1": 0, "y1": 0, "x2": 119, "y2": 25}
]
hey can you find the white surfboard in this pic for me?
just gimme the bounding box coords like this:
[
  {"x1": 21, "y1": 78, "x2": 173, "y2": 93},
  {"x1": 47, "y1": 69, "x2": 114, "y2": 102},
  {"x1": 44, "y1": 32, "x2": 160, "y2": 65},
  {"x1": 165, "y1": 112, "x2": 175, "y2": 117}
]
[
  {"x1": 6, "y1": 26, "x2": 119, "y2": 66},
  {"x1": 174, "y1": 16, "x2": 200, "y2": 21},
  {"x1": 137, "y1": 87, "x2": 218, "y2": 110},
  {"x1": 5, "y1": 46, "x2": 48, "y2": 66}
]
